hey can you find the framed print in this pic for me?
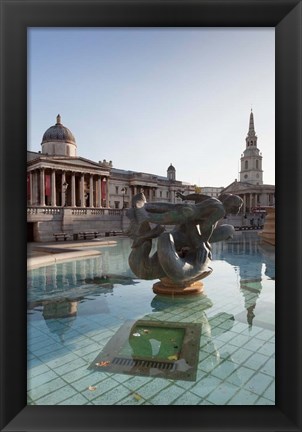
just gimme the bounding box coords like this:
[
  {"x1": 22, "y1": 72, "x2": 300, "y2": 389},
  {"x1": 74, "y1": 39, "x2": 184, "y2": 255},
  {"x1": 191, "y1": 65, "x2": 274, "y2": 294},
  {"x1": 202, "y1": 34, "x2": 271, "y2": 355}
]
[{"x1": 0, "y1": 0, "x2": 301, "y2": 431}]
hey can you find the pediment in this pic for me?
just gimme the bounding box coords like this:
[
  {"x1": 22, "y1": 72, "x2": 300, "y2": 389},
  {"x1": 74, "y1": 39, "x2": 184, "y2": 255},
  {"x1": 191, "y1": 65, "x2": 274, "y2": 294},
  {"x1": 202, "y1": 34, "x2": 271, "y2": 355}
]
[
  {"x1": 222, "y1": 181, "x2": 254, "y2": 193},
  {"x1": 27, "y1": 154, "x2": 110, "y2": 172},
  {"x1": 222, "y1": 181, "x2": 275, "y2": 194},
  {"x1": 53, "y1": 157, "x2": 105, "y2": 169}
]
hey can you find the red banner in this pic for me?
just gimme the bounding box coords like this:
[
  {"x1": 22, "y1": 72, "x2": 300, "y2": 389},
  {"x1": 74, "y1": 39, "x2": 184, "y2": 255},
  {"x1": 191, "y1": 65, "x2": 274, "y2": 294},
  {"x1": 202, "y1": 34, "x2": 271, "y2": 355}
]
[{"x1": 45, "y1": 175, "x2": 51, "y2": 196}]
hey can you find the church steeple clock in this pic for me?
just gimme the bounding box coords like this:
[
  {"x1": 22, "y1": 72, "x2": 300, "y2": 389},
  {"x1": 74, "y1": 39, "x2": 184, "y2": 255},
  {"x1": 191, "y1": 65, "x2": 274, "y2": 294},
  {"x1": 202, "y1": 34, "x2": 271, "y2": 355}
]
[{"x1": 239, "y1": 110, "x2": 263, "y2": 185}]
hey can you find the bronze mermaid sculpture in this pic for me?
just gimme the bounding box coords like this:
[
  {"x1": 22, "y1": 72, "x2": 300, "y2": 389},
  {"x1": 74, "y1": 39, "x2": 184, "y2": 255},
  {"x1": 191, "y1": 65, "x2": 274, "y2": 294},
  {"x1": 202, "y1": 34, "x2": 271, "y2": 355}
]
[{"x1": 126, "y1": 190, "x2": 243, "y2": 293}]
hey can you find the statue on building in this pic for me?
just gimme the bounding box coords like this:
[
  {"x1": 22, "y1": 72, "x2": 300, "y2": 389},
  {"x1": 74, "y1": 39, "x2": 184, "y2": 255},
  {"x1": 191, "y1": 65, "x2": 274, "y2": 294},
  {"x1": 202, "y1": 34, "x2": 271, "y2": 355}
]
[{"x1": 126, "y1": 190, "x2": 243, "y2": 295}]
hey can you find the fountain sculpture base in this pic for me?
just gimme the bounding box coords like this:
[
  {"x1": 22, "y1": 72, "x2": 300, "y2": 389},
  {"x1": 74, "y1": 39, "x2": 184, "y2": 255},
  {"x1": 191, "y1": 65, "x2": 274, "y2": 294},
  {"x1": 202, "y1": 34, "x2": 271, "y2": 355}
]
[{"x1": 152, "y1": 278, "x2": 204, "y2": 296}]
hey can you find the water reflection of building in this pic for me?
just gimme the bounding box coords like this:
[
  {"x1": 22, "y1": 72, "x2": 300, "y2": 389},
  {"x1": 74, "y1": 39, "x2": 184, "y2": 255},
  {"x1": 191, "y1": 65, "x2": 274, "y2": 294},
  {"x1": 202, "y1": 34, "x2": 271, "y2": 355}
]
[
  {"x1": 28, "y1": 257, "x2": 104, "y2": 294},
  {"x1": 27, "y1": 297, "x2": 81, "y2": 342},
  {"x1": 43, "y1": 299, "x2": 78, "y2": 319},
  {"x1": 43, "y1": 299, "x2": 79, "y2": 342},
  {"x1": 211, "y1": 232, "x2": 275, "y2": 327},
  {"x1": 27, "y1": 240, "x2": 135, "y2": 298},
  {"x1": 27, "y1": 240, "x2": 139, "y2": 341}
]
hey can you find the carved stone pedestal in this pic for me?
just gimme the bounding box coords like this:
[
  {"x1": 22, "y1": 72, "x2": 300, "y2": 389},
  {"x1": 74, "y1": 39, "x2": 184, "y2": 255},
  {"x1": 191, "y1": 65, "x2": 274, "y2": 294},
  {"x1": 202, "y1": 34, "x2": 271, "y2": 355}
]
[
  {"x1": 152, "y1": 272, "x2": 212, "y2": 296},
  {"x1": 152, "y1": 280, "x2": 204, "y2": 296}
]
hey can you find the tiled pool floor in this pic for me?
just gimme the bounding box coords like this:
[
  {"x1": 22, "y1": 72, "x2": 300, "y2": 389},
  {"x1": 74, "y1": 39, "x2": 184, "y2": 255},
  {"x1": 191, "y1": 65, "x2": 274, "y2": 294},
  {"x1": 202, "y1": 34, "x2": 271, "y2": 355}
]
[{"x1": 27, "y1": 233, "x2": 275, "y2": 405}]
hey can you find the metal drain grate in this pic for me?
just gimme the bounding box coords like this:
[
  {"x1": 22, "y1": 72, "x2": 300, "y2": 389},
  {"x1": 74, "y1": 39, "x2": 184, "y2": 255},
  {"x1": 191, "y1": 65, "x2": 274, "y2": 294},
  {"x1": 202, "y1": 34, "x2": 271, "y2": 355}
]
[
  {"x1": 89, "y1": 319, "x2": 201, "y2": 381},
  {"x1": 111, "y1": 357, "x2": 176, "y2": 370}
]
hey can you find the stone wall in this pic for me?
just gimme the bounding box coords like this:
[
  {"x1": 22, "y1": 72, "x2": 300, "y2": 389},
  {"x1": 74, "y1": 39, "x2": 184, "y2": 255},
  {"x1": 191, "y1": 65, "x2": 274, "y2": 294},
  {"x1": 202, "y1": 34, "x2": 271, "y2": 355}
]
[{"x1": 27, "y1": 208, "x2": 130, "y2": 242}]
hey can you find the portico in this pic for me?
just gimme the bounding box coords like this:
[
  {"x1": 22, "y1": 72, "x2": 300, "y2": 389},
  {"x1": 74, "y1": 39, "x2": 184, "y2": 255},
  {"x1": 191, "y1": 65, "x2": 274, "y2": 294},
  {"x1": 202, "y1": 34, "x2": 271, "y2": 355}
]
[
  {"x1": 27, "y1": 158, "x2": 110, "y2": 208},
  {"x1": 221, "y1": 180, "x2": 275, "y2": 214}
]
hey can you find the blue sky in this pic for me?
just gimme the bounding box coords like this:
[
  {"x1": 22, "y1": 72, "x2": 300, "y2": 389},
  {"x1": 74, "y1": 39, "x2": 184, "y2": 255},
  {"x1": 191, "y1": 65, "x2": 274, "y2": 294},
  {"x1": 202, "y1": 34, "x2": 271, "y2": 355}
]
[{"x1": 28, "y1": 28, "x2": 275, "y2": 187}]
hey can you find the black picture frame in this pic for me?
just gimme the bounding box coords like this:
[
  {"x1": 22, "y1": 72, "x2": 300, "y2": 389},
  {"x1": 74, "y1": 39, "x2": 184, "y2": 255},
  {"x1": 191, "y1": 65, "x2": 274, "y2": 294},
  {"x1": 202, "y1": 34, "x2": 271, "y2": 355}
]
[{"x1": 1, "y1": 0, "x2": 301, "y2": 431}]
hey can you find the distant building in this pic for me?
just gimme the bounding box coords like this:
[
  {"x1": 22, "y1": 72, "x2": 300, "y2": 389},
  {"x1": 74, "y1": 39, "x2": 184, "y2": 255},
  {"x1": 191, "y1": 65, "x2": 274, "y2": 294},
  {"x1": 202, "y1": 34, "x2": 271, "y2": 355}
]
[{"x1": 201, "y1": 186, "x2": 224, "y2": 198}]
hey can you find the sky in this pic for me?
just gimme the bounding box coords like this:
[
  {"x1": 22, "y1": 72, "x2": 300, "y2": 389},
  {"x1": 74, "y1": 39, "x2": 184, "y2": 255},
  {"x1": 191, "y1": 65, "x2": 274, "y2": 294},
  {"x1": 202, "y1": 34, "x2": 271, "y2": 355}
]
[{"x1": 28, "y1": 28, "x2": 275, "y2": 187}]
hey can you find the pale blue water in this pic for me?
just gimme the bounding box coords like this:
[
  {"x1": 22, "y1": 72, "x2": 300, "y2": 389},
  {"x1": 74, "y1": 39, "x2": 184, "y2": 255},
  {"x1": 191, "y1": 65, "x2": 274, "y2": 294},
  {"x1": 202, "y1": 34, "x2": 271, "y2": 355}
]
[{"x1": 27, "y1": 232, "x2": 275, "y2": 405}]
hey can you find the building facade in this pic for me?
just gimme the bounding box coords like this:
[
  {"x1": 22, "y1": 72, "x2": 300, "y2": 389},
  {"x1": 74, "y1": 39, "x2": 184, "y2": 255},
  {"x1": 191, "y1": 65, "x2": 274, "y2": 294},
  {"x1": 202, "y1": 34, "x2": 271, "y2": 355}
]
[{"x1": 108, "y1": 164, "x2": 192, "y2": 210}]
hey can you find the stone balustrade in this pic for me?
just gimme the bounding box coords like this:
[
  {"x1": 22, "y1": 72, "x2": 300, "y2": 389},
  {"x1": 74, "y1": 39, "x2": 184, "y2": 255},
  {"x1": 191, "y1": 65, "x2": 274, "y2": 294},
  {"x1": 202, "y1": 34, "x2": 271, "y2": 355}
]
[
  {"x1": 27, "y1": 206, "x2": 122, "y2": 218},
  {"x1": 27, "y1": 207, "x2": 62, "y2": 216}
]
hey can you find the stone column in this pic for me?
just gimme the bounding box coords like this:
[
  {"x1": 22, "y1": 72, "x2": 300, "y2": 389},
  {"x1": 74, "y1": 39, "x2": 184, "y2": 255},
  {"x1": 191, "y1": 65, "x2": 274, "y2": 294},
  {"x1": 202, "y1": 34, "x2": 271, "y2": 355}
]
[
  {"x1": 80, "y1": 174, "x2": 85, "y2": 207},
  {"x1": 51, "y1": 170, "x2": 56, "y2": 206},
  {"x1": 89, "y1": 175, "x2": 94, "y2": 207},
  {"x1": 94, "y1": 177, "x2": 97, "y2": 207},
  {"x1": 106, "y1": 177, "x2": 110, "y2": 207},
  {"x1": 61, "y1": 172, "x2": 66, "y2": 206},
  {"x1": 33, "y1": 171, "x2": 38, "y2": 205},
  {"x1": 97, "y1": 177, "x2": 102, "y2": 207},
  {"x1": 249, "y1": 194, "x2": 252, "y2": 213},
  {"x1": 71, "y1": 173, "x2": 76, "y2": 207},
  {"x1": 242, "y1": 194, "x2": 246, "y2": 214},
  {"x1": 40, "y1": 168, "x2": 45, "y2": 206},
  {"x1": 101, "y1": 177, "x2": 107, "y2": 207},
  {"x1": 29, "y1": 172, "x2": 33, "y2": 205}
]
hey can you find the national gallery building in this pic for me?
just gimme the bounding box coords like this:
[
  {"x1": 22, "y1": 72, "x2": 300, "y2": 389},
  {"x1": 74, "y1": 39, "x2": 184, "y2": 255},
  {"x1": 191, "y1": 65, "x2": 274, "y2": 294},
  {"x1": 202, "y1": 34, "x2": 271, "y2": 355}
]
[{"x1": 27, "y1": 115, "x2": 193, "y2": 241}]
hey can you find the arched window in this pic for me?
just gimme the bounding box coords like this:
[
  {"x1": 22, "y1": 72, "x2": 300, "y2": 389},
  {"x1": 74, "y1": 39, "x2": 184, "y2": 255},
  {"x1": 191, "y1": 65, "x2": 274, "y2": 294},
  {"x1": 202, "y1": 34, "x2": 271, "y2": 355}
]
[
  {"x1": 245, "y1": 161, "x2": 248, "y2": 170},
  {"x1": 256, "y1": 160, "x2": 259, "y2": 169}
]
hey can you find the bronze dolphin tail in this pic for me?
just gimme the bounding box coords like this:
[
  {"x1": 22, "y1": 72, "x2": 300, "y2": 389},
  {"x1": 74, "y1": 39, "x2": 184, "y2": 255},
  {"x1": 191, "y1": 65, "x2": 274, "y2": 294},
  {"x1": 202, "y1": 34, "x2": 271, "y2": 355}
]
[
  {"x1": 157, "y1": 232, "x2": 212, "y2": 283},
  {"x1": 128, "y1": 239, "x2": 166, "y2": 280}
]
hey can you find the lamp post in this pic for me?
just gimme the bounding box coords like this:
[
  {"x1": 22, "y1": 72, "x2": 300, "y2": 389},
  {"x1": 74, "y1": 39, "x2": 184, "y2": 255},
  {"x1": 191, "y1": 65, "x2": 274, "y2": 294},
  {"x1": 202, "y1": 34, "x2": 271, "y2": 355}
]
[
  {"x1": 121, "y1": 187, "x2": 126, "y2": 209},
  {"x1": 84, "y1": 192, "x2": 88, "y2": 207},
  {"x1": 102, "y1": 178, "x2": 107, "y2": 208},
  {"x1": 120, "y1": 187, "x2": 126, "y2": 231}
]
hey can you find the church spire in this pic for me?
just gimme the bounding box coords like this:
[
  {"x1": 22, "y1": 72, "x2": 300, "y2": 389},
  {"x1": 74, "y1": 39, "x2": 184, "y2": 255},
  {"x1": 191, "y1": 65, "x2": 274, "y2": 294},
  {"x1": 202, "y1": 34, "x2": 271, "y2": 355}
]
[
  {"x1": 246, "y1": 109, "x2": 257, "y2": 148},
  {"x1": 248, "y1": 109, "x2": 256, "y2": 137},
  {"x1": 240, "y1": 109, "x2": 263, "y2": 185}
]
